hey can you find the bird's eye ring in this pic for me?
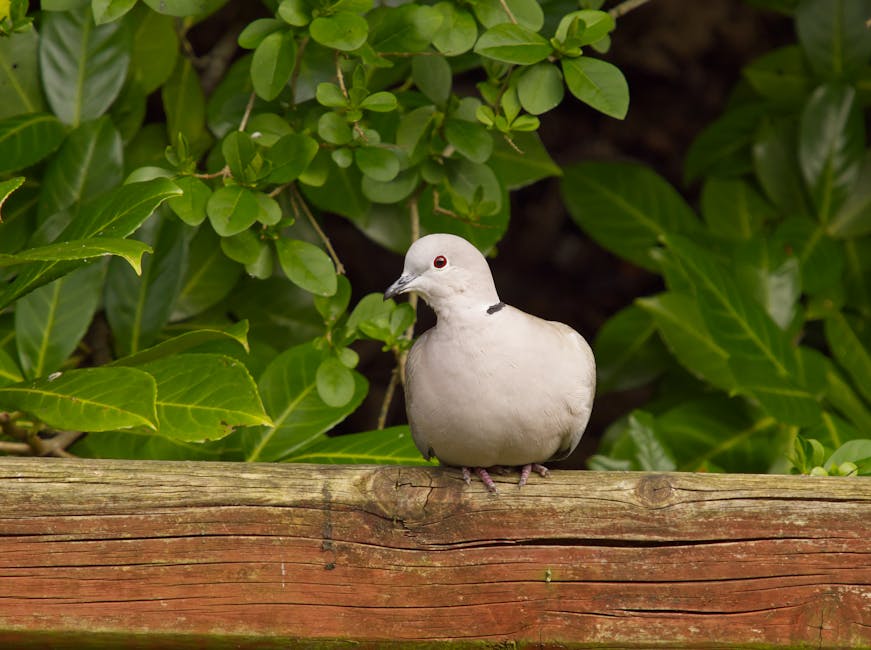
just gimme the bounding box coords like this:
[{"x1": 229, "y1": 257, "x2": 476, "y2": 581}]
[{"x1": 433, "y1": 255, "x2": 447, "y2": 269}]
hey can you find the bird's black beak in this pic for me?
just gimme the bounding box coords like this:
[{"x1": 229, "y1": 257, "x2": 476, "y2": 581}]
[{"x1": 384, "y1": 274, "x2": 414, "y2": 300}]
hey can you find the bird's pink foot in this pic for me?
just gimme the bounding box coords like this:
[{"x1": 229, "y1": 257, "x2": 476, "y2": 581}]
[
  {"x1": 518, "y1": 463, "x2": 550, "y2": 487},
  {"x1": 462, "y1": 466, "x2": 498, "y2": 492}
]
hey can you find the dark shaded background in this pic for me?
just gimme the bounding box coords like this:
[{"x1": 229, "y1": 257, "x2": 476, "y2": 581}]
[{"x1": 193, "y1": 0, "x2": 793, "y2": 464}]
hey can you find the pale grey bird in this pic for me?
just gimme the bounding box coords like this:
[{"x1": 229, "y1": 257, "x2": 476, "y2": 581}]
[{"x1": 384, "y1": 233, "x2": 596, "y2": 491}]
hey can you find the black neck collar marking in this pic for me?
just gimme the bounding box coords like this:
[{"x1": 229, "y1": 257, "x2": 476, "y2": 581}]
[{"x1": 486, "y1": 302, "x2": 505, "y2": 315}]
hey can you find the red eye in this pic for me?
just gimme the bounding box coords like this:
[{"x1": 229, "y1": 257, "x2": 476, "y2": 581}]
[{"x1": 433, "y1": 255, "x2": 447, "y2": 269}]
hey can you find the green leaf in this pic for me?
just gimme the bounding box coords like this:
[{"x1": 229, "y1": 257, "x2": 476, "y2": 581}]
[
  {"x1": 517, "y1": 62, "x2": 564, "y2": 115},
  {"x1": 556, "y1": 10, "x2": 615, "y2": 46},
  {"x1": 359, "y1": 91, "x2": 398, "y2": 112},
  {"x1": 562, "y1": 57, "x2": 628, "y2": 120},
  {"x1": 444, "y1": 118, "x2": 493, "y2": 164},
  {"x1": 0, "y1": 237, "x2": 151, "y2": 272},
  {"x1": 686, "y1": 104, "x2": 765, "y2": 184},
  {"x1": 114, "y1": 321, "x2": 249, "y2": 368},
  {"x1": 594, "y1": 303, "x2": 669, "y2": 393},
  {"x1": 316, "y1": 82, "x2": 347, "y2": 108},
  {"x1": 369, "y1": 4, "x2": 443, "y2": 53},
  {"x1": 206, "y1": 185, "x2": 260, "y2": 237},
  {"x1": 824, "y1": 310, "x2": 871, "y2": 407},
  {"x1": 287, "y1": 425, "x2": 436, "y2": 464},
  {"x1": 431, "y1": 3, "x2": 477, "y2": 55},
  {"x1": 472, "y1": 0, "x2": 543, "y2": 31},
  {"x1": 251, "y1": 30, "x2": 297, "y2": 100},
  {"x1": 0, "y1": 177, "x2": 25, "y2": 219},
  {"x1": 796, "y1": 0, "x2": 871, "y2": 80},
  {"x1": 238, "y1": 18, "x2": 285, "y2": 49},
  {"x1": 0, "y1": 179, "x2": 181, "y2": 309},
  {"x1": 752, "y1": 117, "x2": 810, "y2": 217},
  {"x1": 316, "y1": 356, "x2": 356, "y2": 407},
  {"x1": 354, "y1": 146, "x2": 400, "y2": 182},
  {"x1": 244, "y1": 342, "x2": 367, "y2": 461},
  {"x1": 105, "y1": 215, "x2": 187, "y2": 357},
  {"x1": 829, "y1": 152, "x2": 871, "y2": 238},
  {"x1": 0, "y1": 365, "x2": 157, "y2": 431},
  {"x1": 310, "y1": 12, "x2": 368, "y2": 51},
  {"x1": 220, "y1": 228, "x2": 261, "y2": 265},
  {"x1": 162, "y1": 56, "x2": 208, "y2": 151},
  {"x1": 798, "y1": 84, "x2": 864, "y2": 222},
  {"x1": 488, "y1": 132, "x2": 560, "y2": 190},
  {"x1": 626, "y1": 411, "x2": 676, "y2": 471},
  {"x1": 140, "y1": 353, "x2": 270, "y2": 442},
  {"x1": 827, "y1": 439, "x2": 871, "y2": 470},
  {"x1": 734, "y1": 239, "x2": 801, "y2": 331},
  {"x1": 301, "y1": 162, "x2": 371, "y2": 223},
  {"x1": 562, "y1": 161, "x2": 698, "y2": 271},
  {"x1": 15, "y1": 264, "x2": 104, "y2": 379},
  {"x1": 0, "y1": 113, "x2": 66, "y2": 174},
  {"x1": 38, "y1": 116, "x2": 123, "y2": 221},
  {"x1": 39, "y1": 6, "x2": 130, "y2": 126},
  {"x1": 318, "y1": 111, "x2": 353, "y2": 145},
  {"x1": 361, "y1": 169, "x2": 420, "y2": 204},
  {"x1": 278, "y1": 0, "x2": 310, "y2": 27},
  {"x1": 0, "y1": 349, "x2": 23, "y2": 388},
  {"x1": 700, "y1": 177, "x2": 775, "y2": 240},
  {"x1": 0, "y1": 29, "x2": 44, "y2": 119},
  {"x1": 474, "y1": 23, "x2": 552, "y2": 65},
  {"x1": 275, "y1": 238, "x2": 337, "y2": 296},
  {"x1": 92, "y1": 0, "x2": 137, "y2": 24},
  {"x1": 774, "y1": 217, "x2": 843, "y2": 295},
  {"x1": 141, "y1": 0, "x2": 228, "y2": 16},
  {"x1": 130, "y1": 7, "x2": 179, "y2": 94},
  {"x1": 637, "y1": 292, "x2": 734, "y2": 391},
  {"x1": 742, "y1": 45, "x2": 811, "y2": 105},
  {"x1": 412, "y1": 54, "x2": 451, "y2": 105},
  {"x1": 265, "y1": 133, "x2": 319, "y2": 184},
  {"x1": 222, "y1": 130, "x2": 259, "y2": 182},
  {"x1": 166, "y1": 175, "x2": 211, "y2": 226}
]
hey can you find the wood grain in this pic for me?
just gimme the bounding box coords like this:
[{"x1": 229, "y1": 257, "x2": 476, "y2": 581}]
[{"x1": 0, "y1": 457, "x2": 869, "y2": 648}]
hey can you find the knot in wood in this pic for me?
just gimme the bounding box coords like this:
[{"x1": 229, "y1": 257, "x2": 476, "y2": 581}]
[
  {"x1": 363, "y1": 466, "x2": 449, "y2": 526},
  {"x1": 635, "y1": 474, "x2": 674, "y2": 508}
]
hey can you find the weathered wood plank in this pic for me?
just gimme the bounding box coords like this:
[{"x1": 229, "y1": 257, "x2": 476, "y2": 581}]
[{"x1": 0, "y1": 457, "x2": 869, "y2": 648}]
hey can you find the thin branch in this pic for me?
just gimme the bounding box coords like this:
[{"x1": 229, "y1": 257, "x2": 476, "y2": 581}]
[
  {"x1": 238, "y1": 92, "x2": 257, "y2": 132},
  {"x1": 376, "y1": 367, "x2": 400, "y2": 430},
  {"x1": 193, "y1": 166, "x2": 230, "y2": 180},
  {"x1": 290, "y1": 186, "x2": 346, "y2": 275},
  {"x1": 0, "y1": 441, "x2": 30, "y2": 454},
  {"x1": 498, "y1": 0, "x2": 518, "y2": 24},
  {"x1": 335, "y1": 51, "x2": 349, "y2": 98},
  {"x1": 609, "y1": 0, "x2": 652, "y2": 18}
]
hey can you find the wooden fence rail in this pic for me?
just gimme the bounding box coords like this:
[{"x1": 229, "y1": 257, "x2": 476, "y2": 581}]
[{"x1": 0, "y1": 457, "x2": 869, "y2": 648}]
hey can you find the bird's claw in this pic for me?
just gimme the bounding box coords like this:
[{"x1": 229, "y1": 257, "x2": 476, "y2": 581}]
[
  {"x1": 463, "y1": 464, "x2": 551, "y2": 491},
  {"x1": 462, "y1": 467, "x2": 499, "y2": 492}
]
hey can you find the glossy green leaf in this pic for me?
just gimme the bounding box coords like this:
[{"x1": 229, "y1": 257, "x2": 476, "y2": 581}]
[
  {"x1": 130, "y1": 7, "x2": 179, "y2": 93},
  {"x1": 316, "y1": 356, "x2": 356, "y2": 407},
  {"x1": 734, "y1": 239, "x2": 801, "y2": 331},
  {"x1": 562, "y1": 161, "x2": 698, "y2": 271},
  {"x1": 275, "y1": 238, "x2": 337, "y2": 297},
  {"x1": 0, "y1": 177, "x2": 25, "y2": 219},
  {"x1": 355, "y1": 146, "x2": 400, "y2": 182},
  {"x1": 288, "y1": 425, "x2": 436, "y2": 464},
  {"x1": 444, "y1": 119, "x2": 493, "y2": 164},
  {"x1": 796, "y1": 0, "x2": 871, "y2": 80},
  {"x1": 431, "y1": 3, "x2": 476, "y2": 55},
  {"x1": 562, "y1": 57, "x2": 628, "y2": 120},
  {"x1": 301, "y1": 163, "x2": 371, "y2": 223},
  {"x1": 38, "y1": 116, "x2": 123, "y2": 221},
  {"x1": 685, "y1": 104, "x2": 765, "y2": 184},
  {"x1": 798, "y1": 84, "x2": 863, "y2": 222},
  {"x1": 0, "y1": 237, "x2": 151, "y2": 272},
  {"x1": 752, "y1": 117, "x2": 810, "y2": 217},
  {"x1": 166, "y1": 175, "x2": 211, "y2": 226},
  {"x1": 517, "y1": 62, "x2": 564, "y2": 115},
  {"x1": 251, "y1": 30, "x2": 297, "y2": 100},
  {"x1": 359, "y1": 91, "x2": 397, "y2": 112},
  {"x1": 0, "y1": 366, "x2": 157, "y2": 431},
  {"x1": 362, "y1": 169, "x2": 420, "y2": 204},
  {"x1": 113, "y1": 321, "x2": 249, "y2": 367},
  {"x1": 0, "y1": 113, "x2": 66, "y2": 174},
  {"x1": 15, "y1": 263, "x2": 104, "y2": 379},
  {"x1": 310, "y1": 12, "x2": 368, "y2": 51},
  {"x1": 170, "y1": 227, "x2": 242, "y2": 319},
  {"x1": 265, "y1": 133, "x2": 319, "y2": 184},
  {"x1": 221, "y1": 130, "x2": 258, "y2": 181},
  {"x1": 318, "y1": 111, "x2": 353, "y2": 145},
  {"x1": 594, "y1": 303, "x2": 669, "y2": 393},
  {"x1": 0, "y1": 29, "x2": 44, "y2": 119},
  {"x1": 220, "y1": 228, "x2": 261, "y2": 265},
  {"x1": 206, "y1": 185, "x2": 259, "y2": 237},
  {"x1": 637, "y1": 292, "x2": 734, "y2": 391},
  {"x1": 140, "y1": 353, "x2": 270, "y2": 442},
  {"x1": 105, "y1": 214, "x2": 187, "y2": 357},
  {"x1": 0, "y1": 349, "x2": 23, "y2": 388},
  {"x1": 244, "y1": 342, "x2": 367, "y2": 461},
  {"x1": 555, "y1": 10, "x2": 614, "y2": 45},
  {"x1": 238, "y1": 18, "x2": 285, "y2": 49},
  {"x1": 39, "y1": 6, "x2": 130, "y2": 125},
  {"x1": 824, "y1": 310, "x2": 871, "y2": 406},
  {"x1": 742, "y1": 45, "x2": 810, "y2": 105},
  {"x1": 474, "y1": 23, "x2": 551, "y2": 64},
  {"x1": 774, "y1": 217, "x2": 843, "y2": 295},
  {"x1": 829, "y1": 152, "x2": 871, "y2": 238}
]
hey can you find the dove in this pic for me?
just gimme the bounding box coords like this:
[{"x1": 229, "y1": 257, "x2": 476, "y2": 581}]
[{"x1": 384, "y1": 233, "x2": 596, "y2": 491}]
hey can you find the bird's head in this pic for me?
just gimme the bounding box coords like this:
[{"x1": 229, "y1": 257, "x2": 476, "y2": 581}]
[{"x1": 384, "y1": 233, "x2": 500, "y2": 315}]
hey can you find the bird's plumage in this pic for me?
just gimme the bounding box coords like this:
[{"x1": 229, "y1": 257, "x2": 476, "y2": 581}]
[{"x1": 385, "y1": 233, "x2": 596, "y2": 481}]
